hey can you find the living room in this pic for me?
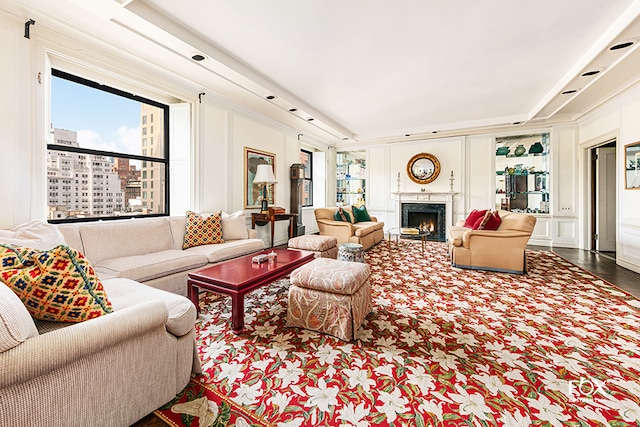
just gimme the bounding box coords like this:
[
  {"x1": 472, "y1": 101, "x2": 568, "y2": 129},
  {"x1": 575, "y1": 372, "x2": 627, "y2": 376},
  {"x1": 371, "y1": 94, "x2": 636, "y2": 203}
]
[{"x1": 2, "y1": 1, "x2": 640, "y2": 426}]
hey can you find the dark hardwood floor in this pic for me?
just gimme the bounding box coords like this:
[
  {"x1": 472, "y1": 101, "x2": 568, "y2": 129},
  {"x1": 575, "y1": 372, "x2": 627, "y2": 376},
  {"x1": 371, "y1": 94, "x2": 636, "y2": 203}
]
[
  {"x1": 535, "y1": 246, "x2": 640, "y2": 298},
  {"x1": 131, "y1": 246, "x2": 640, "y2": 427}
]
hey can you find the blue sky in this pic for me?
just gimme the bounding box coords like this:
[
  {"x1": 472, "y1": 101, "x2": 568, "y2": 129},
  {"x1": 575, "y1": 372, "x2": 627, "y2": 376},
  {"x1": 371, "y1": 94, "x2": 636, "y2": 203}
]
[{"x1": 51, "y1": 76, "x2": 142, "y2": 154}]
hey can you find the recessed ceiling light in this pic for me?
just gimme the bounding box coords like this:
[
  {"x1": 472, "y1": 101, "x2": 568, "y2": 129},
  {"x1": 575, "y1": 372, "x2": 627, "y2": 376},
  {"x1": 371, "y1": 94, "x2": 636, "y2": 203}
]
[
  {"x1": 306, "y1": 117, "x2": 314, "y2": 121},
  {"x1": 609, "y1": 40, "x2": 635, "y2": 51},
  {"x1": 265, "y1": 95, "x2": 277, "y2": 100},
  {"x1": 513, "y1": 121, "x2": 523, "y2": 125},
  {"x1": 342, "y1": 137, "x2": 349, "y2": 141},
  {"x1": 191, "y1": 54, "x2": 206, "y2": 61},
  {"x1": 581, "y1": 70, "x2": 600, "y2": 77},
  {"x1": 288, "y1": 108, "x2": 298, "y2": 112},
  {"x1": 562, "y1": 89, "x2": 578, "y2": 95},
  {"x1": 432, "y1": 131, "x2": 438, "y2": 134},
  {"x1": 405, "y1": 134, "x2": 411, "y2": 137}
]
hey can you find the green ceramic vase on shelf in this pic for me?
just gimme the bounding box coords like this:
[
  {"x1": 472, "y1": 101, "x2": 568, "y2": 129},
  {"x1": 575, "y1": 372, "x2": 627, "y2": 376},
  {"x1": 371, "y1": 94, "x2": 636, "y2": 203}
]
[
  {"x1": 514, "y1": 144, "x2": 526, "y2": 156},
  {"x1": 529, "y1": 141, "x2": 544, "y2": 154}
]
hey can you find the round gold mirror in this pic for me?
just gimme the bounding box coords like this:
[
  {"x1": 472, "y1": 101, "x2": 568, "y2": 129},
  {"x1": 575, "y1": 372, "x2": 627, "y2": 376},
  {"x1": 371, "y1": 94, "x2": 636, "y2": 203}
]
[{"x1": 407, "y1": 153, "x2": 441, "y2": 184}]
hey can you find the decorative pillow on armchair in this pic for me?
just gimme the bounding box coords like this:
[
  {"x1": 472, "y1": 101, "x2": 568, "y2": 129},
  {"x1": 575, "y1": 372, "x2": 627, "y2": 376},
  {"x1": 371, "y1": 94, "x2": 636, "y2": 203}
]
[
  {"x1": 0, "y1": 244, "x2": 112, "y2": 323},
  {"x1": 463, "y1": 209, "x2": 487, "y2": 228},
  {"x1": 473, "y1": 210, "x2": 502, "y2": 230},
  {"x1": 183, "y1": 210, "x2": 224, "y2": 249},
  {"x1": 333, "y1": 207, "x2": 352, "y2": 223},
  {"x1": 352, "y1": 205, "x2": 372, "y2": 222}
]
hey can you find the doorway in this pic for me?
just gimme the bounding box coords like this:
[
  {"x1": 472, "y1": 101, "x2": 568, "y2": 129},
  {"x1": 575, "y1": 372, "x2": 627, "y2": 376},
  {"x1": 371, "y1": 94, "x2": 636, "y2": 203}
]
[{"x1": 590, "y1": 140, "x2": 616, "y2": 260}]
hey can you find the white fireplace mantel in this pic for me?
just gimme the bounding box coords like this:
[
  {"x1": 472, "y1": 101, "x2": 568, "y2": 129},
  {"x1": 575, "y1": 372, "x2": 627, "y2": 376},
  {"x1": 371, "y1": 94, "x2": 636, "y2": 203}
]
[{"x1": 392, "y1": 191, "x2": 457, "y2": 227}]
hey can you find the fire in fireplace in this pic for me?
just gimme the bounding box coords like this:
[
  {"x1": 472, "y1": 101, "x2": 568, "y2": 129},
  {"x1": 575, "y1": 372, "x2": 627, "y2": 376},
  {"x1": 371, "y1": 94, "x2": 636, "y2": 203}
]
[{"x1": 401, "y1": 202, "x2": 446, "y2": 242}]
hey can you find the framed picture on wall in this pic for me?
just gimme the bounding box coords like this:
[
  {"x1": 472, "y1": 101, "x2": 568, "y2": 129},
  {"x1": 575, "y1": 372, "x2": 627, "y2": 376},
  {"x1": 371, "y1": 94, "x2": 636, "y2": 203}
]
[
  {"x1": 625, "y1": 142, "x2": 640, "y2": 189},
  {"x1": 244, "y1": 147, "x2": 276, "y2": 208}
]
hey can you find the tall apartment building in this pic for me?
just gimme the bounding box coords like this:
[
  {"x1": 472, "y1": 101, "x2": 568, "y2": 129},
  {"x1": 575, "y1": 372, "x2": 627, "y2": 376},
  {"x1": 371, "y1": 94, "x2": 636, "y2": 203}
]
[
  {"x1": 47, "y1": 129, "x2": 124, "y2": 219},
  {"x1": 139, "y1": 104, "x2": 165, "y2": 214}
]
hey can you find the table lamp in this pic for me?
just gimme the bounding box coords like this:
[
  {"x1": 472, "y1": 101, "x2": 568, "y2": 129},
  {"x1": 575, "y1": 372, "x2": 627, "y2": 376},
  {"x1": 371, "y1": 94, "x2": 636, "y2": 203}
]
[{"x1": 253, "y1": 164, "x2": 277, "y2": 213}]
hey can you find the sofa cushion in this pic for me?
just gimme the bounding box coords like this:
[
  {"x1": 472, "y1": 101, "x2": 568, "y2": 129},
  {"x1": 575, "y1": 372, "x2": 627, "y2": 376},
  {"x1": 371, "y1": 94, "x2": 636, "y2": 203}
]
[
  {"x1": 352, "y1": 205, "x2": 372, "y2": 222},
  {"x1": 0, "y1": 244, "x2": 112, "y2": 323},
  {"x1": 0, "y1": 283, "x2": 39, "y2": 352},
  {"x1": 333, "y1": 207, "x2": 352, "y2": 222},
  {"x1": 0, "y1": 220, "x2": 66, "y2": 250},
  {"x1": 352, "y1": 221, "x2": 384, "y2": 237},
  {"x1": 463, "y1": 209, "x2": 487, "y2": 228},
  {"x1": 183, "y1": 210, "x2": 224, "y2": 249},
  {"x1": 184, "y1": 239, "x2": 265, "y2": 263},
  {"x1": 94, "y1": 250, "x2": 208, "y2": 283},
  {"x1": 102, "y1": 278, "x2": 196, "y2": 337},
  {"x1": 78, "y1": 218, "x2": 174, "y2": 264},
  {"x1": 221, "y1": 211, "x2": 249, "y2": 241}
]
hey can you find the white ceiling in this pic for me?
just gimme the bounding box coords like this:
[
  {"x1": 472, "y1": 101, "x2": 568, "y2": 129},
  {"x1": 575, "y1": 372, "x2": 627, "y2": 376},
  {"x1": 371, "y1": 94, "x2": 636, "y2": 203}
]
[{"x1": 3, "y1": 0, "x2": 640, "y2": 145}]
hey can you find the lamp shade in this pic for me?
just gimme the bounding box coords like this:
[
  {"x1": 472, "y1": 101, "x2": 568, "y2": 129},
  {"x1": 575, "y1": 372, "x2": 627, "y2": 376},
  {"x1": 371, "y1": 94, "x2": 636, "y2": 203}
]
[{"x1": 253, "y1": 164, "x2": 277, "y2": 184}]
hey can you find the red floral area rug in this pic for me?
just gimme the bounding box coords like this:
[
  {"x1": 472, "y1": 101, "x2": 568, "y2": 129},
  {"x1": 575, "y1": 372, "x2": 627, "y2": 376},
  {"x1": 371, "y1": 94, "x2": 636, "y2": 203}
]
[{"x1": 155, "y1": 242, "x2": 640, "y2": 426}]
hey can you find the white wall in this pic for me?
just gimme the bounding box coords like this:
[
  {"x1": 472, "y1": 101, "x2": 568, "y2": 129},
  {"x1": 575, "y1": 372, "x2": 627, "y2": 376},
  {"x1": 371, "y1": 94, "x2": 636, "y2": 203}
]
[{"x1": 578, "y1": 83, "x2": 640, "y2": 274}]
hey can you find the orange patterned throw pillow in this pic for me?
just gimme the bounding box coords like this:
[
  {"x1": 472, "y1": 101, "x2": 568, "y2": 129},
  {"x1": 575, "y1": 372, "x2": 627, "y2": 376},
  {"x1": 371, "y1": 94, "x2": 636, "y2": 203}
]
[
  {"x1": 183, "y1": 210, "x2": 224, "y2": 249},
  {"x1": 0, "y1": 244, "x2": 112, "y2": 322}
]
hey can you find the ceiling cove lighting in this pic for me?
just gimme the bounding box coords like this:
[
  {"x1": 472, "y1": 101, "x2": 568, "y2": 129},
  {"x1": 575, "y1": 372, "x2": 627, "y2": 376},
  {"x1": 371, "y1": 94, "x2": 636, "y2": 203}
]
[{"x1": 609, "y1": 40, "x2": 635, "y2": 51}]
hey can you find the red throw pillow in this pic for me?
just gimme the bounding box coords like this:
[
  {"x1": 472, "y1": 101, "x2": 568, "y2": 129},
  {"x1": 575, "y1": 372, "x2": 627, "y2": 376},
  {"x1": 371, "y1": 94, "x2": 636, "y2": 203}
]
[
  {"x1": 463, "y1": 209, "x2": 487, "y2": 228},
  {"x1": 473, "y1": 210, "x2": 502, "y2": 230}
]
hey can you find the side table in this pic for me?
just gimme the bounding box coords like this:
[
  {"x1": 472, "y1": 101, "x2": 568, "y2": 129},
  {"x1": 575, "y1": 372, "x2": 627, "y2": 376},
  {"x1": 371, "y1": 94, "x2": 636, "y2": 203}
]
[{"x1": 251, "y1": 212, "x2": 297, "y2": 248}]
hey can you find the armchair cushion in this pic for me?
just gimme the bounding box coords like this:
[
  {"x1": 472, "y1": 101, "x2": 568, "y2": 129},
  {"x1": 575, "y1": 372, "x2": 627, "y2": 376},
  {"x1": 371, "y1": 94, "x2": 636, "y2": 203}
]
[{"x1": 352, "y1": 205, "x2": 372, "y2": 222}]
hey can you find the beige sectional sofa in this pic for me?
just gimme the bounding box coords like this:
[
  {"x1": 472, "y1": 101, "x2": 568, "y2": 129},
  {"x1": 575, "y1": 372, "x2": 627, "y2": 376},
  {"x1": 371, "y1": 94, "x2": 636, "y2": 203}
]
[
  {"x1": 0, "y1": 214, "x2": 264, "y2": 426},
  {"x1": 57, "y1": 215, "x2": 265, "y2": 296},
  {"x1": 314, "y1": 206, "x2": 385, "y2": 250}
]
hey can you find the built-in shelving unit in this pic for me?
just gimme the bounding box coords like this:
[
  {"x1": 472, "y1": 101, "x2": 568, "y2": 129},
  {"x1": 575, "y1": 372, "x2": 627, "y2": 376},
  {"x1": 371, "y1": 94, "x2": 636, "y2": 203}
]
[
  {"x1": 336, "y1": 150, "x2": 366, "y2": 205},
  {"x1": 495, "y1": 133, "x2": 550, "y2": 214}
]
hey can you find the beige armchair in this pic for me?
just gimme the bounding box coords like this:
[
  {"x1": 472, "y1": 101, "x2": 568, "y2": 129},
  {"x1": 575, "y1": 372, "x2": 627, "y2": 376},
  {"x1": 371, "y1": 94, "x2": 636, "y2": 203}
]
[
  {"x1": 314, "y1": 206, "x2": 384, "y2": 250},
  {"x1": 447, "y1": 210, "x2": 536, "y2": 274}
]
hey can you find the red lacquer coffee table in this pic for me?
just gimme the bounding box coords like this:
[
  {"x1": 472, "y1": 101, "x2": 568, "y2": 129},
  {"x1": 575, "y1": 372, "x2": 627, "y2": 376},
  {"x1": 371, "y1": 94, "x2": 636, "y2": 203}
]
[{"x1": 187, "y1": 248, "x2": 314, "y2": 334}]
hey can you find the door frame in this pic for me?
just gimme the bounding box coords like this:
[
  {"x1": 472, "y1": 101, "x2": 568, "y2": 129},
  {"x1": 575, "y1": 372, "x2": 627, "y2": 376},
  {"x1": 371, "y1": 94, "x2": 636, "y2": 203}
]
[{"x1": 580, "y1": 131, "x2": 618, "y2": 252}]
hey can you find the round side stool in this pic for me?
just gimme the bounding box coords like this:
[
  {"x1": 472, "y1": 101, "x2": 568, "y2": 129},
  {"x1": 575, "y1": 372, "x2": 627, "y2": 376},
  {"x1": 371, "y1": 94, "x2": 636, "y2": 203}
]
[{"x1": 338, "y1": 243, "x2": 365, "y2": 263}]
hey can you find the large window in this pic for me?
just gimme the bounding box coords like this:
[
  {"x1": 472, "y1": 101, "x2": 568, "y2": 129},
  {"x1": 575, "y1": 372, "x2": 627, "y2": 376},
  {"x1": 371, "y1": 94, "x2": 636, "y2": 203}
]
[
  {"x1": 300, "y1": 149, "x2": 313, "y2": 206},
  {"x1": 47, "y1": 69, "x2": 169, "y2": 222}
]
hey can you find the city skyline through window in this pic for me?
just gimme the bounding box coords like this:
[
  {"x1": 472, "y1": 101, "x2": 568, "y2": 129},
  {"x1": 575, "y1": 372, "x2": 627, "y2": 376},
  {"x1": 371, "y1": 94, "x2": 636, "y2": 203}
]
[{"x1": 47, "y1": 69, "x2": 169, "y2": 222}]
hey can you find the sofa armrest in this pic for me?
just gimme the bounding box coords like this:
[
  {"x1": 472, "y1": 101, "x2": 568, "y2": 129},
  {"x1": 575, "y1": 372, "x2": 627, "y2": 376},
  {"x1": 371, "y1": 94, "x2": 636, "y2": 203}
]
[
  {"x1": 461, "y1": 229, "x2": 533, "y2": 248},
  {"x1": 0, "y1": 301, "x2": 168, "y2": 387}
]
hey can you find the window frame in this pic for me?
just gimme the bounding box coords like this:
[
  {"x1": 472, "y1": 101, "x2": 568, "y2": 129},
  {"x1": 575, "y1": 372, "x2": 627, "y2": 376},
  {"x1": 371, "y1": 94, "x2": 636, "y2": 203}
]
[
  {"x1": 47, "y1": 69, "x2": 170, "y2": 224},
  {"x1": 300, "y1": 148, "x2": 313, "y2": 207}
]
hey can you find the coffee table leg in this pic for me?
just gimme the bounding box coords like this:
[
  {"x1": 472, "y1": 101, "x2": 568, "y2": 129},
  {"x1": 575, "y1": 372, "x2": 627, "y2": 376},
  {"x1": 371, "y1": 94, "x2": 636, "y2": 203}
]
[
  {"x1": 230, "y1": 293, "x2": 245, "y2": 334},
  {"x1": 188, "y1": 284, "x2": 200, "y2": 314}
]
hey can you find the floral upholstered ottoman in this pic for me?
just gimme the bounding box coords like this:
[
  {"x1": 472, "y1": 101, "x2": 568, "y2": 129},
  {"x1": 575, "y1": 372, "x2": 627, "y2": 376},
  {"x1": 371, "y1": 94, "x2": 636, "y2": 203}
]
[
  {"x1": 287, "y1": 235, "x2": 338, "y2": 259},
  {"x1": 286, "y1": 257, "x2": 372, "y2": 341}
]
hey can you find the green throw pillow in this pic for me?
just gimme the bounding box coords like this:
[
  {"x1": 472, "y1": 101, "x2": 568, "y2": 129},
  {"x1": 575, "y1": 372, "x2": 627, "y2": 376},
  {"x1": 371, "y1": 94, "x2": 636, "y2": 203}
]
[
  {"x1": 352, "y1": 205, "x2": 372, "y2": 222},
  {"x1": 333, "y1": 207, "x2": 352, "y2": 222}
]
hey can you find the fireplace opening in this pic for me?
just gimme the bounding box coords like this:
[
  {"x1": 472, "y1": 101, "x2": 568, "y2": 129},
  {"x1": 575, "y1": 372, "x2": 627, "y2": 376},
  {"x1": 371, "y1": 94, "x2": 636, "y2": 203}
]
[
  {"x1": 401, "y1": 202, "x2": 446, "y2": 242},
  {"x1": 408, "y1": 212, "x2": 437, "y2": 233}
]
